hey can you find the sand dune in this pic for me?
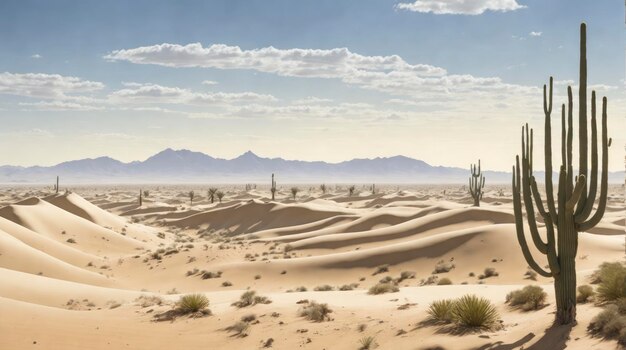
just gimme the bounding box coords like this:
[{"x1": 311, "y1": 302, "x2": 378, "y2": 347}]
[{"x1": 0, "y1": 184, "x2": 622, "y2": 349}]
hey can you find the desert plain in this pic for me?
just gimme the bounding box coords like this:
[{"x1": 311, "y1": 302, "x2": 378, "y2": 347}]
[{"x1": 0, "y1": 183, "x2": 623, "y2": 349}]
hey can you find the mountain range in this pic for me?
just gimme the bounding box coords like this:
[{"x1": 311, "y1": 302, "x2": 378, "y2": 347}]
[{"x1": 0, "y1": 149, "x2": 622, "y2": 184}]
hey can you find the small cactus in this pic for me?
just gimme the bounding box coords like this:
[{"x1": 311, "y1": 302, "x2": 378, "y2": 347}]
[{"x1": 469, "y1": 160, "x2": 485, "y2": 207}]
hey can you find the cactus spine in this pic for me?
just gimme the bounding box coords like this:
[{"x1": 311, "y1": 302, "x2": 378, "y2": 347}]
[
  {"x1": 271, "y1": 173, "x2": 277, "y2": 201},
  {"x1": 513, "y1": 23, "x2": 611, "y2": 325},
  {"x1": 469, "y1": 160, "x2": 485, "y2": 207}
]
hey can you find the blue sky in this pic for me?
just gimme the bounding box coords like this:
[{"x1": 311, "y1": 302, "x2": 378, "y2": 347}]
[{"x1": 0, "y1": 0, "x2": 623, "y2": 171}]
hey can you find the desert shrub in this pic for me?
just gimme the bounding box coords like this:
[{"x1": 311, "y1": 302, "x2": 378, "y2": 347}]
[
  {"x1": 222, "y1": 281, "x2": 232, "y2": 287},
  {"x1": 229, "y1": 321, "x2": 250, "y2": 337},
  {"x1": 482, "y1": 267, "x2": 498, "y2": 278},
  {"x1": 452, "y1": 294, "x2": 499, "y2": 328},
  {"x1": 591, "y1": 262, "x2": 624, "y2": 284},
  {"x1": 596, "y1": 262, "x2": 626, "y2": 302},
  {"x1": 577, "y1": 285, "x2": 595, "y2": 303},
  {"x1": 314, "y1": 284, "x2": 334, "y2": 291},
  {"x1": 378, "y1": 276, "x2": 393, "y2": 284},
  {"x1": 201, "y1": 271, "x2": 222, "y2": 279},
  {"x1": 241, "y1": 313, "x2": 256, "y2": 322},
  {"x1": 299, "y1": 301, "x2": 332, "y2": 322},
  {"x1": 588, "y1": 304, "x2": 626, "y2": 344},
  {"x1": 399, "y1": 271, "x2": 416, "y2": 281},
  {"x1": 438, "y1": 278, "x2": 453, "y2": 285},
  {"x1": 368, "y1": 282, "x2": 399, "y2": 295},
  {"x1": 616, "y1": 298, "x2": 626, "y2": 314},
  {"x1": 524, "y1": 270, "x2": 538, "y2": 281},
  {"x1": 358, "y1": 335, "x2": 377, "y2": 350},
  {"x1": 339, "y1": 283, "x2": 359, "y2": 291},
  {"x1": 433, "y1": 261, "x2": 455, "y2": 274},
  {"x1": 505, "y1": 285, "x2": 547, "y2": 311},
  {"x1": 178, "y1": 294, "x2": 210, "y2": 314},
  {"x1": 428, "y1": 299, "x2": 457, "y2": 323},
  {"x1": 373, "y1": 264, "x2": 389, "y2": 275},
  {"x1": 295, "y1": 286, "x2": 308, "y2": 292},
  {"x1": 232, "y1": 290, "x2": 272, "y2": 308}
]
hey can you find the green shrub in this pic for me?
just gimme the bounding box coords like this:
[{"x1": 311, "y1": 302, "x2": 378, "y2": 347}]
[
  {"x1": 505, "y1": 285, "x2": 546, "y2": 311},
  {"x1": 232, "y1": 290, "x2": 272, "y2": 308},
  {"x1": 427, "y1": 299, "x2": 456, "y2": 323},
  {"x1": 373, "y1": 264, "x2": 389, "y2": 275},
  {"x1": 577, "y1": 285, "x2": 595, "y2": 303},
  {"x1": 596, "y1": 262, "x2": 626, "y2": 302},
  {"x1": 178, "y1": 294, "x2": 210, "y2": 313},
  {"x1": 452, "y1": 294, "x2": 499, "y2": 328},
  {"x1": 588, "y1": 305, "x2": 626, "y2": 345},
  {"x1": 299, "y1": 301, "x2": 332, "y2": 322},
  {"x1": 368, "y1": 282, "x2": 399, "y2": 295},
  {"x1": 314, "y1": 284, "x2": 334, "y2": 291},
  {"x1": 358, "y1": 335, "x2": 378, "y2": 350}
]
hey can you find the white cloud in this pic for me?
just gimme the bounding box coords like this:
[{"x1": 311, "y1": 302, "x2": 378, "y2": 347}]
[
  {"x1": 104, "y1": 43, "x2": 446, "y2": 79},
  {"x1": 108, "y1": 83, "x2": 276, "y2": 105},
  {"x1": 104, "y1": 43, "x2": 542, "y2": 104},
  {"x1": 395, "y1": 0, "x2": 525, "y2": 15},
  {"x1": 529, "y1": 31, "x2": 542, "y2": 37},
  {"x1": 0, "y1": 72, "x2": 104, "y2": 99},
  {"x1": 19, "y1": 100, "x2": 104, "y2": 111},
  {"x1": 201, "y1": 80, "x2": 218, "y2": 85},
  {"x1": 30, "y1": 54, "x2": 42, "y2": 59}
]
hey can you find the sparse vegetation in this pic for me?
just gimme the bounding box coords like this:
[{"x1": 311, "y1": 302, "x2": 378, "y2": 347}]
[
  {"x1": 595, "y1": 262, "x2": 626, "y2": 302},
  {"x1": 438, "y1": 278, "x2": 453, "y2": 285},
  {"x1": 505, "y1": 285, "x2": 547, "y2": 311},
  {"x1": 588, "y1": 304, "x2": 626, "y2": 345},
  {"x1": 358, "y1": 335, "x2": 377, "y2": 350},
  {"x1": 452, "y1": 294, "x2": 500, "y2": 328},
  {"x1": 298, "y1": 301, "x2": 332, "y2": 322},
  {"x1": 577, "y1": 285, "x2": 595, "y2": 303},
  {"x1": 290, "y1": 187, "x2": 299, "y2": 200},
  {"x1": 428, "y1": 299, "x2": 457, "y2": 324},
  {"x1": 232, "y1": 290, "x2": 272, "y2": 308},
  {"x1": 368, "y1": 282, "x2": 399, "y2": 295}
]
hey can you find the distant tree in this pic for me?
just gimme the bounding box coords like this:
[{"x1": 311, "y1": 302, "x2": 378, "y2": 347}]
[
  {"x1": 189, "y1": 191, "x2": 195, "y2": 206},
  {"x1": 208, "y1": 188, "x2": 218, "y2": 203},
  {"x1": 216, "y1": 191, "x2": 224, "y2": 203},
  {"x1": 348, "y1": 185, "x2": 356, "y2": 197},
  {"x1": 320, "y1": 184, "x2": 327, "y2": 194},
  {"x1": 290, "y1": 187, "x2": 299, "y2": 200}
]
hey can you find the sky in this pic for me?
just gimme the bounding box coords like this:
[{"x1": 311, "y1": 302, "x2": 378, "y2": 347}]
[{"x1": 0, "y1": 0, "x2": 624, "y2": 171}]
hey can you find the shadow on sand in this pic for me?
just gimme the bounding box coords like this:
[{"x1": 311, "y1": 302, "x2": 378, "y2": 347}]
[{"x1": 470, "y1": 323, "x2": 573, "y2": 350}]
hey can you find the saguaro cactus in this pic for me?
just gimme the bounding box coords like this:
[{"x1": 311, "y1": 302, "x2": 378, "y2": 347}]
[
  {"x1": 469, "y1": 160, "x2": 485, "y2": 207},
  {"x1": 271, "y1": 173, "x2": 277, "y2": 201},
  {"x1": 55, "y1": 176, "x2": 59, "y2": 194},
  {"x1": 513, "y1": 23, "x2": 611, "y2": 325},
  {"x1": 139, "y1": 189, "x2": 143, "y2": 206}
]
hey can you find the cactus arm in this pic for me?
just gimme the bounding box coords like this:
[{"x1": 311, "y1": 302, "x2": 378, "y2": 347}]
[
  {"x1": 576, "y1": 91, "x2": 598, "y2": 222},
  {"x1": 513, "y1": 159, "x2": 552, "y2": 277},
  {"x1": 567, "y1": 175, "x2": 586, "y2": 211},
  {"x1": 566, "y1": 86, "x2": 574, "y2": 195},
  {"x1": 543, "y1": 77, "x2": 558, "y2": 222},
  {"x1": 521, "y1": 125, "x2": 548, "y2": 254},
  {"x1": 530, "y1": 177, "x2": 548, "y2": 219},
  {"x1": 577, "y1": 22, "x2": 588, "y2": 214},
  {"x1": 579, "y1": 97, "x2": 611, "y2": 232}
]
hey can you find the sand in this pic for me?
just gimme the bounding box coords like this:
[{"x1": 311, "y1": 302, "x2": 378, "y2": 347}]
[{"x1": 0, "y1": 184, "x2": 623, "y2": 349}]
